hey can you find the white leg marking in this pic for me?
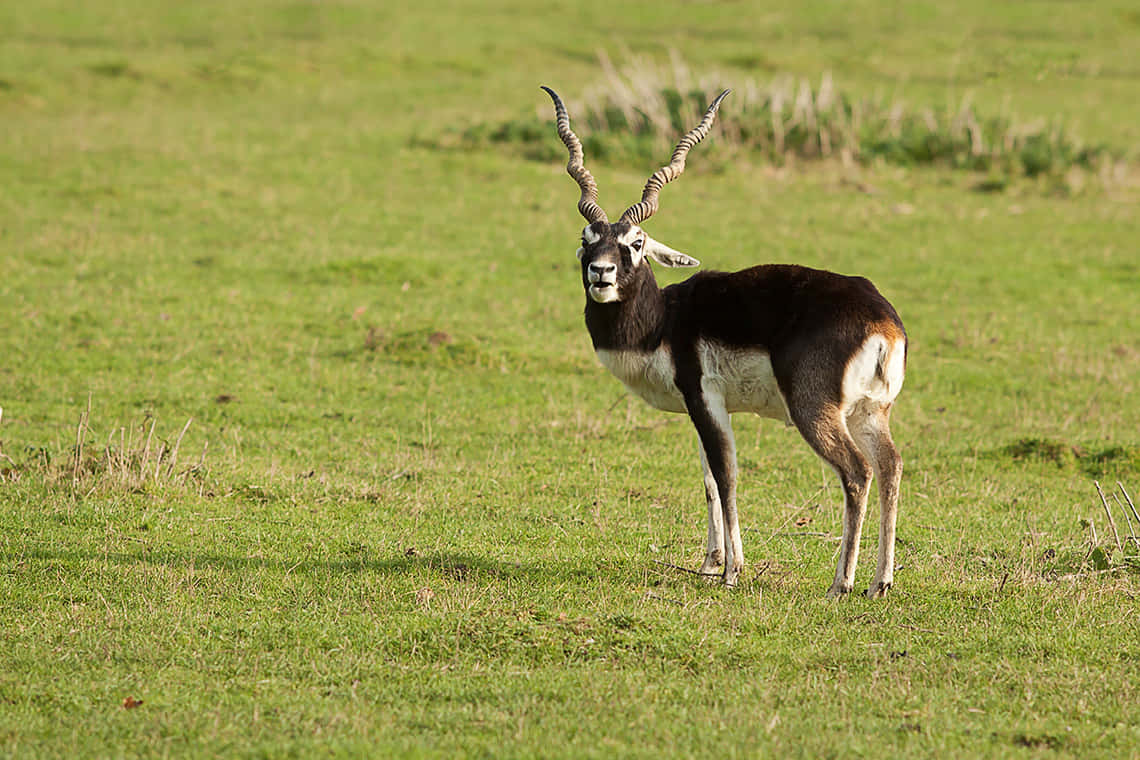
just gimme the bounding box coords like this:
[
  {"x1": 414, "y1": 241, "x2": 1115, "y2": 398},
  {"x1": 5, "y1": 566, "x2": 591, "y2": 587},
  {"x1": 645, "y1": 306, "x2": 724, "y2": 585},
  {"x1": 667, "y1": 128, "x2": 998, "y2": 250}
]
[
  {"x1": 699, "y1": 443, "x2": 724, "y2": 576},
  {"x1": 829, "y1": 475, "x2": 867, "y2": 596},
  {"x1": 702, "y1": 390, "x2": 741, "y2": 587}
]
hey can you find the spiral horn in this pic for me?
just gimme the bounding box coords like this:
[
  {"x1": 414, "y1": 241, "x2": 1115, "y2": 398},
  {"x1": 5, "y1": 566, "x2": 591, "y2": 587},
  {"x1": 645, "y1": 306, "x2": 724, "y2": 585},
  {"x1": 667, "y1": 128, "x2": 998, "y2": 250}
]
[
  {"x1": 619, "y1": 89, "x2": 730, "y2": 226},
  {"x1": 541, "y1": 86, "x2": 608, "y2": 225}
]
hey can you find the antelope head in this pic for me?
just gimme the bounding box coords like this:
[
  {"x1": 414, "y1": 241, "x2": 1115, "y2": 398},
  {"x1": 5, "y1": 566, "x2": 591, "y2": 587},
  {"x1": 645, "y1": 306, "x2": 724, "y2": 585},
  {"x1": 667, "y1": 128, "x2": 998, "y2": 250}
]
[{"x1": 541, "y1": 85, "x2": 729, "y2": 304}]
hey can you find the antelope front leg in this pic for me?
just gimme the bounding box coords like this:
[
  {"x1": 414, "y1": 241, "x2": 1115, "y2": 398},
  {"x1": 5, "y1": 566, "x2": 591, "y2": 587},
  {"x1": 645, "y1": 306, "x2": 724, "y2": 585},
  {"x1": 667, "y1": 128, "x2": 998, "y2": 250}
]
[
  {"x1": 688, "y1": 389, "x2": 742, "y2": 587},
  {"x1": 698, "y1": 444, "x2": 725, "y2": 577}
]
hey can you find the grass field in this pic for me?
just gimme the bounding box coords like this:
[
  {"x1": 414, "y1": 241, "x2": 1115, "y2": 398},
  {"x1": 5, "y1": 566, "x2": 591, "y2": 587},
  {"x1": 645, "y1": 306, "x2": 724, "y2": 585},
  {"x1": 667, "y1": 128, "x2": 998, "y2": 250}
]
[{"x1": 2, "y1": 1, "x2": 1139, "y2": 757}]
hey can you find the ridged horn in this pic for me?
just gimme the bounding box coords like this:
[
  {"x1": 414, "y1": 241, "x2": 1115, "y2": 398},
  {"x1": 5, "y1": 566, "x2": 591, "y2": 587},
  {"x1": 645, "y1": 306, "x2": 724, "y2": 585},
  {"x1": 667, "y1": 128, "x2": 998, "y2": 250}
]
[
  {"x1": 619, "y1": 89, "x2": 730, "y2": 226},
  {"x1": 541, "y1": 86, "x2": 608, "y2": 225}
]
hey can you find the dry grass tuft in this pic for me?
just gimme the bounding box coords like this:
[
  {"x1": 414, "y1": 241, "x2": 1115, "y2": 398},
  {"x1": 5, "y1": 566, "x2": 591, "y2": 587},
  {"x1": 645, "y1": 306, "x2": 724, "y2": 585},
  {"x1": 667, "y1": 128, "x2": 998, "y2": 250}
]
[
  {"x1": 455, "y1": 52, "x2": 1126, "y2": 188},
  {"x1": 3, "y1": 400, "x2": 209, "y2": 494}
]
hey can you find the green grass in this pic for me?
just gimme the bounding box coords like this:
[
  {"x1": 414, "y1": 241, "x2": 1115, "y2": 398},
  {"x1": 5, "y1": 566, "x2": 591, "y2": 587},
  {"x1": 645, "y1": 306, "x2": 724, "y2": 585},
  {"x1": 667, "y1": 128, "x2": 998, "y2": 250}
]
[{"x1": 2, "y1": 0, "x2": 1140, "y2": 757}]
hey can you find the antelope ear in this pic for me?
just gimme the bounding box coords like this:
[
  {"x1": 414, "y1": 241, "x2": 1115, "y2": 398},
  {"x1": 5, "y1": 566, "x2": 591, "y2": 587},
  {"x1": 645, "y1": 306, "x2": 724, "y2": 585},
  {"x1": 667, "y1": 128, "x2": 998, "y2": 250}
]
[{"x1": 644, "y1": 235, "x2": 700, "y2": 268}]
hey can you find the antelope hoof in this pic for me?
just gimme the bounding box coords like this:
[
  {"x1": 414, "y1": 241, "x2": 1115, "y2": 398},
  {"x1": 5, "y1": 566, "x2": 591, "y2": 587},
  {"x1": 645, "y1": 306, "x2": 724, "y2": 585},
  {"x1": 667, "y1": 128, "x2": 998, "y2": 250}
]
[
  {"x1": 699, "y1": 554, "x2": 724, "y2": 580},
  {"x1": 865, "y1": 580, "x2": 892, "y2": 599},
  {"x1": 723, "y1": 564, "x2": 742, "y2": 588},
  {"x1": 827, "y1": 581, "x2": 853, "y2": 598}
]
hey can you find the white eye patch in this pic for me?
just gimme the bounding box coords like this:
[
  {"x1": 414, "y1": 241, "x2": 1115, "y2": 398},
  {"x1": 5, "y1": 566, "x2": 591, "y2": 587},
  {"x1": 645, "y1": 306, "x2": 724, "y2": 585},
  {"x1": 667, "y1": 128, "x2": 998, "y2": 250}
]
[
  {"x1": 615, "y1": 227, "x2": 642, "y2": 246},
  {"x1": 616, "y1": 226, "x2": 646, "y2": 263}
]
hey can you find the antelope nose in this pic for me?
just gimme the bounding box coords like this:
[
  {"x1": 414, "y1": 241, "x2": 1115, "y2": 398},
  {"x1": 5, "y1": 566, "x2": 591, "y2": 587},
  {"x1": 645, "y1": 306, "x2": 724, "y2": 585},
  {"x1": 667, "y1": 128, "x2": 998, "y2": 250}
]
[{"x1": 589, "y1": 263, "x2": 616, "y2": 277}]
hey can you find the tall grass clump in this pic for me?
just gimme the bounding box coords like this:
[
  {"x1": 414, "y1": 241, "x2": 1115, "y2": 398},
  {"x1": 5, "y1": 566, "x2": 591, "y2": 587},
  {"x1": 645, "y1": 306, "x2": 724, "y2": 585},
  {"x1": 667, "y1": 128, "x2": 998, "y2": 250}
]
[
  {"x1": 456, "y1": 52, "x2": 1118, "y2": 184},
  {"x1": 0, "y1": 402, "x2": 208, "y2": 495}
]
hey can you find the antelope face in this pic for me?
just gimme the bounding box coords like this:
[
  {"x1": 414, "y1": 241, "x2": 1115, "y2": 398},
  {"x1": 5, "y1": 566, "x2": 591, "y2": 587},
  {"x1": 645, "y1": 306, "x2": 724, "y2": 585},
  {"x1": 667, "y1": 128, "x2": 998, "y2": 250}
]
[
  {"x1": 577, "y1": 222, "x2": 640, "y2": 304},
  {"x1": 577, "y1": 222, "x2": 701, "y2": 304}
]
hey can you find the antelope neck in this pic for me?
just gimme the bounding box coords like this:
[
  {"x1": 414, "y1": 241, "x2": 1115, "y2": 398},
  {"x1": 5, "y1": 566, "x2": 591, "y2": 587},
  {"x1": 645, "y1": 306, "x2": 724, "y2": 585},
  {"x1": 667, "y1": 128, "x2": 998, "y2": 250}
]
[{"x1": 583, "y1": 270, "x2": 666, "y2": 353}]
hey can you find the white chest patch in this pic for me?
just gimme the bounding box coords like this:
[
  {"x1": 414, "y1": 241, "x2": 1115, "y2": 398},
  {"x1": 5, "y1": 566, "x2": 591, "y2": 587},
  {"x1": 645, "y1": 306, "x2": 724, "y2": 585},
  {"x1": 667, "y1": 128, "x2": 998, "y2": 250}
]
[
  {"x1": 595, "y1": 346, "x2": 686, "y2": 413},
  {"x1": 697, "y1": 341, "x2": 792, "y2": 422}
]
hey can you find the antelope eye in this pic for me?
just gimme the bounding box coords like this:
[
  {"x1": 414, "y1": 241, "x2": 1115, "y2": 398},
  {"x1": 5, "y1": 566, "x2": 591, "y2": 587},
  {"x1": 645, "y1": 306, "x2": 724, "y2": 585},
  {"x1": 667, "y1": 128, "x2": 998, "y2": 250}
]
[{"x1": 631, "y1": 239, "x2": 644, "y2": 251}]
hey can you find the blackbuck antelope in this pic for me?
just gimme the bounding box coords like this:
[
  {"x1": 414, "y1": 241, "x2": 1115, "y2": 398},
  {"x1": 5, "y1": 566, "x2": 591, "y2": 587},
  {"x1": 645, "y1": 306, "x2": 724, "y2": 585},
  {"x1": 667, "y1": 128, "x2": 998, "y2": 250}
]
[{"x1": 541, "y1": 86, "x2": 908, "y2": 597}]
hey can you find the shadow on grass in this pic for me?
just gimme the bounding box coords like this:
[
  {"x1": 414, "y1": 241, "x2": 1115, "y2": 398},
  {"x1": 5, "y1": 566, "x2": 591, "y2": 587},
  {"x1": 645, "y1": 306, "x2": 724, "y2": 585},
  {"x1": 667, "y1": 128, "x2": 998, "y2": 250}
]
[
  {"x1": 989, "y1": 437, "x2": 1140, "y2": 478},
  {"x1": 5, "y1": 546, "x2": 629, "y2": 586}
]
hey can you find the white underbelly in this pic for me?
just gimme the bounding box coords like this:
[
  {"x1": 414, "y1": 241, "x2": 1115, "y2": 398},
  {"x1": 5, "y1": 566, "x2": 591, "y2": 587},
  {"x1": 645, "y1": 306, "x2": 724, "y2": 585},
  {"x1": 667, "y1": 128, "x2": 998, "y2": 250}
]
[
  {"x1": 698, "y1": 341, "x2": 792, "y2": 422},
  {"x1": 595, "y1": 343, "x2": 792, "y2": 422}
]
